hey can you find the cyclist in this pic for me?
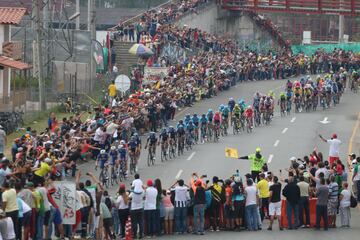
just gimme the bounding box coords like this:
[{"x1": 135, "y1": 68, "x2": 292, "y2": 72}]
[
  {"x1": 199, "y1": 113, "x2": 208, "y2": 143},
  {"x1": 159, "y1": 127, "x2": 169, "y2": 157},
  {"x1": 192, "y1": 114, "x2": 200, "y2": 142},
  {"x1": 207, "y1": 109, "x2": 214, "y2": 123},
  {"x1": 132, "y1": 132, "x2": 142, "y2": 159},
  {"x1": 228, "y1": 97, "x2": 236, "y2": 123},
  {"x1": 168, "y1": 126, "x2": 177, "y2": 152},
  {"x1": 213, "y1": 111, "x2": 221, "y2": 139},
  {"x1": 278, "y1": 92, "x2": 287, "y2": 113},
  {"x1": 96, "y1": 149, "x2": 109, "y2": 182},
  {"x1": 177, "y1": 120, "x2": 185, "y2": 129},
  {"x1": 244, "y1": 106, "x2": 254, "y2": 129},
  {"x1": 221, "y1": 105, "x2": 230, "y2": 132},
  {"x1": 286, "y1": 88, "x2": 293, "y2": 112},
  {"x1": 109, "y1": 145, "x2": 119, "y2": 180},
  {"x1": 304, "y1": 84, "x2": 313, "y2": 108},
  {"x1": 186, "y1": 120, "x2": 195, "y2": 139},
  {"x1": 177, "y1": 122, "x2": 186, "y2": 152},
  {"x1": 128, "y1": 136, "x2": 138, "y2": 172},
  {"x1": 233, "y1": 104, "x2": 241, "y2": 128},
  {"x1": 118, "y1": 143, "x2": 127, "y2": 176},
  {"x1": 145, "y1": 132, "x2": 158, "y2": 161},
  {"x1": 184, "y1": 114, "x2": 191, "y2": 125},
  {"x1": 286, "y1": 79, "x2": 293, "y2": 91}
]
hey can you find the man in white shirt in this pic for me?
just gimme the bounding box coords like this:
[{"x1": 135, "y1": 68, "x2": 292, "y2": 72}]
[
  {"x1": 244, "y1": 178, "x2": 259, "y2": 231},
  {"x1": 129, "y1": 176, "x2": 145, "y2": 239},
  {"x1": 319, "y1": 133, "x2": 341, "y2": 166},
  {"x1": 144, "y1": 179, "x2": 158, "y2": 237},
  {"x1": 170, "y1": 179, "x2": 190, "y2": 234},
  {"x1": 0, "y1": 210, "x2": 15, "y2": 240}
]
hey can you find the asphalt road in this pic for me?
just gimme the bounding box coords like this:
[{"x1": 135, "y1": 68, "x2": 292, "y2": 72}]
[{"x1": 76, "y1": 77, "x2": 360, "y2": 239}]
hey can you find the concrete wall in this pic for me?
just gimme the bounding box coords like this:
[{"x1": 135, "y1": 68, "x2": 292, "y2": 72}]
[{"x1": 176, "y1": 3, "x2": 273, "y2": 49}]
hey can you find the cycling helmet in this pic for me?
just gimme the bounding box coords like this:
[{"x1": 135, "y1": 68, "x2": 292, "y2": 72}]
[
  {"x1": 208, "y1": 109, "x2": 213, "y2": 113},
  {"x1": 185, "y1": 114, "x2": 190, "y2": 118},
  {"x1": 229, "y1": 97, "x2": 234, "y2": 101},
  {"x1": 100, "y1": 149, "x2": 106, "y2": 154},
  {"x1": 161, "y1": 128, "x2": 167, "y2": 133},
  {"x1": 120, "y1": 140, "x2": 126, "y2": 145},
  {"x1": 193, "y1": 113, "x2": 197, "y2": 117},
  {"x1": 110, "y1": 146, "x2": 116, "y2": 150},
  {"x1": 130, "y1": 136, "x2": 136, "y2": 141},
  {"x1": 150, "y1": 131, "x2": 156, "y2": 135},
  {"x1": 179, "y1": 120, "x2": 183, "y2": 124},
  {"x1": 118, "y1": 144, "x2": 124, "y2": 149},
  {"x1": 133, "y1": 133, "x2": 139, "y2": 137},
  {"x1": 188, "y1": 120, "x2": 193, "y2": 124},
  {"x1": 201, "y1": 113, "x2": 206, "y2": 117}
]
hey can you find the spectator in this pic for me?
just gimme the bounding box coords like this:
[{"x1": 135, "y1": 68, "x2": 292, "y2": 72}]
[
  {"x1": 327, "y1": 175, "x2": 339, "y2": 228},
  {"x1": 297, "y1": 175, "x2": 310, "y2": 228},
  {"x1": 129, "y1": 181, "x2": 145, "y2": 239},
  {"x1": 352, "y1": 157, "x2": 360, "y2": 202},
  {"x1": 2, "y1": 182, "x2": 19, "y2": 240},
  {"x1": 315, "y1": 177, "x2": 329, "y2": 230},
  {"x1": 231, "y1": 176, "x2": 245, "y2": 230},
  {"x1": 282, "y1": 176, "x2": 300, "y2": 229},
  {"x1": 144, "y1": 179, "x2": 158, "y2": 237},
  {"x1": 0, "y1": 125, "x2": 6, "y2": 154},
  {"x1": 162, "y1": 190, "x2": 174, "y2": 235},
  {"x1": 267, "y1": 176, "x2": 282, "y2": 231},
  {"x1": 193, "y1": 179, "x2": 206, "y2": 235},
  {"x1": 244, "y1": 178, "x2": 259, "y2": 231},
  {"x1": 116, "y1": 183, "x2": 129, "y2": 239},
  {"x1": 208, "y1": 176, "x2": 225, "y2": 232},
  {"x1": 257, "y1": 173, "x2": 270, "y2": 221},
  {"x1": 339, "y1": 182, "x2": 351, "y2": 228},
  {"x1": 0, "y1": 209, "x2": 15, "y2": 240},
  {"x1": 170, "y1": 179, "x2": 189, "y2": 234},
  {"x1": 319, "y1": 134, "x2": 341, "y2": 166}
]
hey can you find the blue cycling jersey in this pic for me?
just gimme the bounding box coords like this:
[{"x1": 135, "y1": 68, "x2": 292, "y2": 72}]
[
  {"x1": 200, "y1": 117, "x2": 208, "y2": 124},
  {"x1": 118, "y1": 148, "x2": 126, "y2": 159},
  {"x1": 109, "y1": 150, "x2": 118, "y2": 164},
  {"x1": 207, "y1": 112, "x2": 213, "y2": 122},
  {"x1": 228, "y1": 100, "x2": 235, "y2": 111},
  {"x1": 128, "y1": 140, "x2": 137, "y2": 149},
  {"x1": 184, "y1": 117, "x2": 191, "y2": 125},
  {"x1": 97, "y1": 153, "x2": 108, "y2": 167},
  {"x1": 186, "y1": 124, "x2": 194, "y2": 132},
  {"x1": 192, "y1": 116, "x2": 199, "y2": 124}
]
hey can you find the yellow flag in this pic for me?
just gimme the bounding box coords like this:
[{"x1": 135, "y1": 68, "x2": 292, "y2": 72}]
[
  {"x1": 225, "y1": 147, "x2": 238, "y2": 159},
  {"x1": 155, "y1": 81, "x2": 161, "y2": 89}
]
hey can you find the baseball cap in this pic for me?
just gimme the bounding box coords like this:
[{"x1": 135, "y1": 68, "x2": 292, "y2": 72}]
[
  {"x1": 147, "y1": 179, "x2": 153, "y2": 187},
  {"x1": 119, "y1": 183, "x2": 126, "y2": 189},
  {"x1": 332, "y1": 133, "x2": 337, "y2": 139},
  {"x1": 349, "y1": 153, "x2": 356, "y2": 159}
]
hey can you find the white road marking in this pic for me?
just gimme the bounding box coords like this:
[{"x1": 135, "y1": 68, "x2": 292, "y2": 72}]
[
  {"x1": 319, "y1": 117, "x2": 331, "y2": 124},
  {"x1": 290, "y1": 117, "x2": 296, "y2": 123},
  {"x1": 267, "y1": 154, "x2": 274, "y2": 163},
  {"x1": 187, "y1": 152, "x2": 196, "y2": 161},
  {"x1": 175, "y1": 169, "x2": 183, "y2": 179},
  {"x1": 282, "y1": 127, "x2": 288, "y2": 134},
  {"x1": 273, "y1": 140, "x2": 280, "y2": 147}
]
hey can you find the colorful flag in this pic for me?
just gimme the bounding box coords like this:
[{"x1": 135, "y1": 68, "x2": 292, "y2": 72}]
[{"x1": 225, "y1": 147, "x2": 238, "y2": 159}]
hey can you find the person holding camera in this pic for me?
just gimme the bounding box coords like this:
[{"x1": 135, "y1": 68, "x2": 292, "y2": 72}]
[{"x1": 170, "y1": 179, "x2": 190, "y2": 234}]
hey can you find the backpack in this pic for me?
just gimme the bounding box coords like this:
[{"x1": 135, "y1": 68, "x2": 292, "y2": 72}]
[{"x1": 350, "y1": 194, "x2": 358, "y2": 208}]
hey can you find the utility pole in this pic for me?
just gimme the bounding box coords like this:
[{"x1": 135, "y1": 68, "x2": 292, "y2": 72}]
[
  {"x1": 339, "y1": 0, "x2": 345, "y2": 43},
  {"x1": 76, "y1": 0, "x2": 80, "y2": 30},
  {"x1": 88, "y1": 0, "x2": 96, "y2": 92},
  {"x1": 34, "y1": 0, "x2": 46, "y2": 111}
]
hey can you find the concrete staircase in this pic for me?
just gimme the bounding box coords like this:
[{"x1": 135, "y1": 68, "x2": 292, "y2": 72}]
[{"x1": 112, "y1": 41, "x2": 139, "y2": 76}]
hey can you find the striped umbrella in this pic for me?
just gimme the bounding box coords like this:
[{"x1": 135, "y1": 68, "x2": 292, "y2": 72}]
[{"x1": 128, "y1": 43, "x2": 154, "y2": 56}]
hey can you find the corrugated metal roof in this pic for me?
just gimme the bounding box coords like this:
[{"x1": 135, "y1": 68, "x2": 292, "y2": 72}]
[
  {"x1": 0, "y1": 56, "x2": 31, "y2": 70},
  {"x1": 0, "y1": 7, "x2": 26, "y2": 25}
]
